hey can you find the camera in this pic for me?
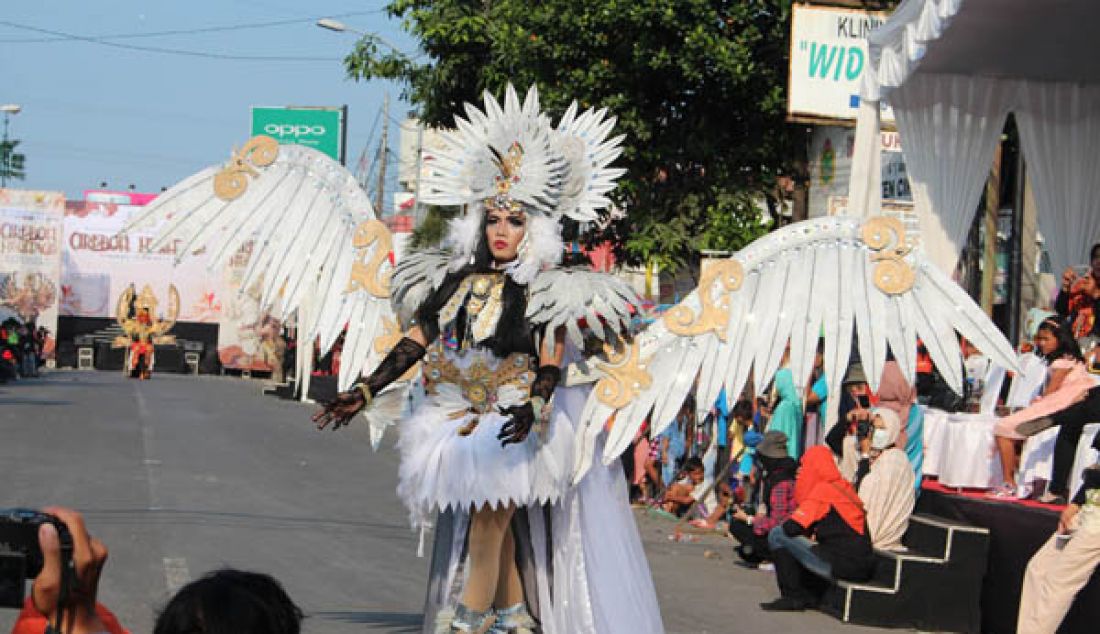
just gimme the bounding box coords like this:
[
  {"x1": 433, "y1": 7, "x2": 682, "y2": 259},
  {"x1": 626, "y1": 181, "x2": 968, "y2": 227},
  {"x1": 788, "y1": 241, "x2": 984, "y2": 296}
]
[
  {"x1": 856, "y1": 420, "x2": 873, "y2": 440},
  {"x1": 0, "y1": 509, "x2": 73, "y2": 608}
]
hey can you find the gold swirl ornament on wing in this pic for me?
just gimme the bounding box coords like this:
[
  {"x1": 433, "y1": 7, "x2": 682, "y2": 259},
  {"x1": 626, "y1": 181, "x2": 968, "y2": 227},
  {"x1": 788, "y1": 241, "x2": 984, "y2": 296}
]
[
  {"x1": 861, "y1": 216, "x2": 916, "y2": 295},
  {"x1": 346, "y1": 219, "x2": 393, "y2": 299},
  {"x1": 662, "y1": 259, "x2": 743, "y2": 340},
  {"x1": 213, "y1": 135, "x2": 280, "y2": 201},
  {"x1": 594, "y1": 340, "x2": 653, "y2": 410}
]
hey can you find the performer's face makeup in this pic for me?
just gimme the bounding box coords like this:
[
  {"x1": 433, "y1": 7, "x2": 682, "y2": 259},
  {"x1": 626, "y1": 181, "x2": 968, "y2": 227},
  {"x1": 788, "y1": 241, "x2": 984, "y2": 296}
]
[{"x1": 486, "y1": 209, "x2": 526, "y2": 263}]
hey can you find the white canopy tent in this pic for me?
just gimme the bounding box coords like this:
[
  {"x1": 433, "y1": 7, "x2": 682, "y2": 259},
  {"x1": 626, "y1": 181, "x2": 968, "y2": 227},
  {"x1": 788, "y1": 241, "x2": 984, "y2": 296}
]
[{"x1": 848, "y1": 0, "x2": 1100, "y2": 277}]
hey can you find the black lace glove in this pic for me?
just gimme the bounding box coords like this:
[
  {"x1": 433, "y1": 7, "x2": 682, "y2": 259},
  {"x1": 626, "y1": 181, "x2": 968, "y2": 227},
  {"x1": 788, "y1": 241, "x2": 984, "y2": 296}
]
[
  {"x1": 312, "y1": 337, "x2": 426, "y2": 430},
  {"x1": 497, "y1": 365, "x2": 560, "y2": 446}
]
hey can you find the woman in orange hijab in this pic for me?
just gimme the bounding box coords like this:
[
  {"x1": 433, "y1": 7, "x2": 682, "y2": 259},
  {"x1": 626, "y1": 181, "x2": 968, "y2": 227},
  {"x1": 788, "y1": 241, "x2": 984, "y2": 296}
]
[{"x1": 761, "y1": 446, "x2": 876, "y2": 611}]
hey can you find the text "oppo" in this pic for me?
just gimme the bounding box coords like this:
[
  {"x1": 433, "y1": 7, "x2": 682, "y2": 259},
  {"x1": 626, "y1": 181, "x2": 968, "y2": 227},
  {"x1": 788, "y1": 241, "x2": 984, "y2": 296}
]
[{"x1": 264, "y1": 123, "x2": 326, "y2": 137}]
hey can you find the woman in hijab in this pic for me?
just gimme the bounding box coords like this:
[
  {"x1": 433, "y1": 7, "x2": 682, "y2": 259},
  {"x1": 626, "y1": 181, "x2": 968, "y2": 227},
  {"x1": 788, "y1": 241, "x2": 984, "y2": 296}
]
[
  {"x1": 761, "y1": 446, "x2": 876, "y2": 611},
  {"x1": 875, "y1": 358, "x2": 924, "y2": 493},
  {"x1": 767, "y1": 347, "x2": 804, "y2": 459},
  {"x1": 858, "y1": 408, "x2": 916, "y2": 552}
]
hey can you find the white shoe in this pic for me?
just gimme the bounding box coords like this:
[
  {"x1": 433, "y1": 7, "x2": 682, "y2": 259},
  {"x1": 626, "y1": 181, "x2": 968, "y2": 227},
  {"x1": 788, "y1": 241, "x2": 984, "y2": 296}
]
[{"x1": 757, "y1": 562, "x2": 775, "y2": 572}]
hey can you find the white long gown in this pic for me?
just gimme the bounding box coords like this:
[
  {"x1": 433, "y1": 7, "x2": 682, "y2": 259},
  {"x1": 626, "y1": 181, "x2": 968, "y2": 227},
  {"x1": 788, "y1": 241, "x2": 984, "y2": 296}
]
[{"x1": 404, "y1": 351, "x2": 664, "y2": 633}]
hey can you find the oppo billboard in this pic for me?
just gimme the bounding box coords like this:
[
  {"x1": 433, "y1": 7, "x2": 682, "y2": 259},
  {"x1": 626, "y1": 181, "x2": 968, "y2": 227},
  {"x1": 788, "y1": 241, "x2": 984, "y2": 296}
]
[{"x1": 250, "y1": 106, "x2": 347, "y2": 164}]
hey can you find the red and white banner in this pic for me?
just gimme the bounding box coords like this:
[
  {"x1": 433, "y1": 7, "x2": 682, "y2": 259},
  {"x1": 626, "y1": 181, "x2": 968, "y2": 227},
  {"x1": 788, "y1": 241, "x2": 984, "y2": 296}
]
[{"x1": 0, "y1": 189, "x2": 64, "y2": 356}]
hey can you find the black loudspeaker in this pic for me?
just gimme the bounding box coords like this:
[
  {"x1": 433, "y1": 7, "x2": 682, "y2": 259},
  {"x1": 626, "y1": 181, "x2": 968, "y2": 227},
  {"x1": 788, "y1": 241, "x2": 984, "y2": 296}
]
[
  {"x1": 55, "y1": 342, "x2": 77, "y2": 369},
  {"x1": 198, "y1": 349, "x2": 222, "y2": 375}
]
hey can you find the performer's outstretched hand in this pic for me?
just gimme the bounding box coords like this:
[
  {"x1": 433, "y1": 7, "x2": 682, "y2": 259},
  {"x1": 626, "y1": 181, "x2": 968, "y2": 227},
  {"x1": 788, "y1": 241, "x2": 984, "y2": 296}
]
[
  {"x1": 312, "y1": 390, "x2": 366, "y2": 430},
  {"x1": 497, "y1": 403, "x2": 535, "y2": 446}
]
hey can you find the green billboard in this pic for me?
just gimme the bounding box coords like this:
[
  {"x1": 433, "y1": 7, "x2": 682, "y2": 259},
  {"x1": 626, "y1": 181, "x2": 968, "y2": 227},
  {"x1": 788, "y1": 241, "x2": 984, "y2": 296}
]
[{"x1": 250, "y1": 106, "x2": 346, "y2": 163}]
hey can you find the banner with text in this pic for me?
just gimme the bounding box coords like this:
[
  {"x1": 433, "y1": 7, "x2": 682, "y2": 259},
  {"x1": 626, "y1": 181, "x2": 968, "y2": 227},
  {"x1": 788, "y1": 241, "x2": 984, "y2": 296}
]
[
  {"x1": 0, "y1": 189, "x2": 64, "y2": 354},
  {"x1": 60, "y1": 202, "x2": 223, "y2": 323},
  {"x1": 789, "y1": 5, "x2": 894, "y2": 124}
]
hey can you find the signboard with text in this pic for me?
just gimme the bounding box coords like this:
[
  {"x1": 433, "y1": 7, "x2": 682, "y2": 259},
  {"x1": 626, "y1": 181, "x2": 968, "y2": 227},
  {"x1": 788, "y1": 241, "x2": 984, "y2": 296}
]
[
  {"x1": 788, "y1": 5, "x2": 894, "y2": 125},
  {"x1": 250, "y1": 106, "x2": 346, "y2": 163}
]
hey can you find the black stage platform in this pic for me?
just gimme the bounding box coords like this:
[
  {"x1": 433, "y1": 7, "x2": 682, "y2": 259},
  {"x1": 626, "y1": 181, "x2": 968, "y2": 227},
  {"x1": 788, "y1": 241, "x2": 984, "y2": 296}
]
[{"x1": 917, "y1": 487, "x2": 1100, "y2": 633}]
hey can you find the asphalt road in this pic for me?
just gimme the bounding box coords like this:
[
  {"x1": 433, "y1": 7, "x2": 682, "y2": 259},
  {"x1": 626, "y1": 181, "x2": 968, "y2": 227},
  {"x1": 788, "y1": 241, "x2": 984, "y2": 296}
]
[{"x1": 0, "y1": 371, "x2": 890, "y2": 633}]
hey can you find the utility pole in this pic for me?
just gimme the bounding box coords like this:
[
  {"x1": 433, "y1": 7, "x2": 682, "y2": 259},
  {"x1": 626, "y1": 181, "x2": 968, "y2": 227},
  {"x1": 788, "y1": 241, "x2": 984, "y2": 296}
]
[
  {"x1": 374, "y1": 93, "x2": 390, "y2": 217},
  {"x1": 412, "y1": 119, "x2": 425, "y2": 226}
]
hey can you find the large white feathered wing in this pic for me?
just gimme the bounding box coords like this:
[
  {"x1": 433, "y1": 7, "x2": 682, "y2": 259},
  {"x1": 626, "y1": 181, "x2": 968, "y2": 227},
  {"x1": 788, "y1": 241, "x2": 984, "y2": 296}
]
[
  {"x1": 124, "y1": 136, "x2": 396, "y2": 393},
  {"x1": 570, "y1": 215, "x2": 1019, "y2": 482}
]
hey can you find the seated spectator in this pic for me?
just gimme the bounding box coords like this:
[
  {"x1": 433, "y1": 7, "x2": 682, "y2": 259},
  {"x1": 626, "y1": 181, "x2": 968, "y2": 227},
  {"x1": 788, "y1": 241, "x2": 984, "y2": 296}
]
[
  {"x1": 1017, "y1": 463, "x2": 1100, "y2": 634},
  {"x1": 857, "y1": 408, "x2": 915, "y2": 552},
  {"x1": 761, "y1": 446, "x2": 875, "y2": 611},
  {"x1": 11, "y1": 507, "x2": 302, "y2": 634},
  {"x1": 728, "y1": 431, "x2": 796, "y2": 567},
  {"x1": 661, "y1": 456, "x2": 705, "y2": 516},
  {"x1": 993, "y1": 318, "x2": 1100, "y2": 503}
]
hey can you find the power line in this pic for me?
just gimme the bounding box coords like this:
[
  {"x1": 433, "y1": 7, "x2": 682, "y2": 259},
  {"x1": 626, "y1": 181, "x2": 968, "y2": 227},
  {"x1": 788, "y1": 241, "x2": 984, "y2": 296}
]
[
  {"x1": 0, "y1": 19, "x2": 338, "y2": 61},
  {"x1": 0, "y1": 10, "x2": 388, "y2": 43}
]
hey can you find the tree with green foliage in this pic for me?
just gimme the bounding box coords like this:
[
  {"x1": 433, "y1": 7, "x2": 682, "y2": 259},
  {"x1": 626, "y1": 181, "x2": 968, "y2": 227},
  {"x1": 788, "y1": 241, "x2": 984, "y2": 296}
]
[
  {"x1": 0, "y1": 139, "x2": 26, "y2": 187},
  {"x1": 346, "y1": 0, "x2": 797, "y2": 274}
]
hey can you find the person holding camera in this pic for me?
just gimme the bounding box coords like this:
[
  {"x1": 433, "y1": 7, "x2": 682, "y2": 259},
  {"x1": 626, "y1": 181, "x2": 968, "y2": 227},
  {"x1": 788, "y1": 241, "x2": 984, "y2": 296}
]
[
  {"x1": 8, "y1": 507, "x2": 304, "y2": 634},
  {"x1": 728, "y1": 431, "x2": 797, "y2": 568},
  {"x1": 9, "y1": 507, "x2": 127, "y2": 634}
]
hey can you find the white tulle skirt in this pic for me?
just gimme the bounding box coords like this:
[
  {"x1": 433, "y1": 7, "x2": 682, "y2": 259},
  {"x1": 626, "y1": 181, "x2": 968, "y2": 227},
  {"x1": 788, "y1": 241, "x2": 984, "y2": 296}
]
[{"x1": 396, "y1": 380, "x2": 574, "y2": 524}]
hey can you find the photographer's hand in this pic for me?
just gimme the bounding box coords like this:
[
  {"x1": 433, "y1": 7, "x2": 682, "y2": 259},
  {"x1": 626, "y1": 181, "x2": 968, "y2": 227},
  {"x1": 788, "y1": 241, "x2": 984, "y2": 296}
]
[{"x1": 32, "y1": 507, "x2": 109, "y2": 634}]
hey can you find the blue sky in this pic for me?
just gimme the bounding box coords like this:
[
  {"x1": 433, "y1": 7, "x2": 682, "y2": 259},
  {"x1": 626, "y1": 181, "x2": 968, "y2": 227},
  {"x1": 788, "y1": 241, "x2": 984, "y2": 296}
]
[{"x1": 0, "y1": 1, "x2": 416, "y2": 213}]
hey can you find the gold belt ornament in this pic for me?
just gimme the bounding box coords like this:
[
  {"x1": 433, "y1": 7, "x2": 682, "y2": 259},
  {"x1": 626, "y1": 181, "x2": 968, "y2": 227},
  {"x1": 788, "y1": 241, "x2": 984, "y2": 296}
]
[{"x1": 423, "y1": 347, "x2": 536, "y2": 435}]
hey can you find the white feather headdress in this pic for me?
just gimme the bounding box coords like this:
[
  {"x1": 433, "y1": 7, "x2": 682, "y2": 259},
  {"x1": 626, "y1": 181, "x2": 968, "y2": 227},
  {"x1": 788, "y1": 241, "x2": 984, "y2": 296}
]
[{"x1": 420, "y1": 84, "x2": 625, "y2": 280}]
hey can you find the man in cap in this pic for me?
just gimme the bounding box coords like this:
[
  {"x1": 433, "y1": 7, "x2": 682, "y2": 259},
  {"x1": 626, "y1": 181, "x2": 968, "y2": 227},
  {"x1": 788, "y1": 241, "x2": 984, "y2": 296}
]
[{"x1": 729, "y1": 430, "x2": 798, "y2": 568}]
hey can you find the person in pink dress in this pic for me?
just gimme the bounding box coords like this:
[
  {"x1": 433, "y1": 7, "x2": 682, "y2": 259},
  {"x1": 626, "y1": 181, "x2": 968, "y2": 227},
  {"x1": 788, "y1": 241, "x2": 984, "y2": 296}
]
[{"x1": 993, "y1": 318, "x2": 1100, "y2": 503}]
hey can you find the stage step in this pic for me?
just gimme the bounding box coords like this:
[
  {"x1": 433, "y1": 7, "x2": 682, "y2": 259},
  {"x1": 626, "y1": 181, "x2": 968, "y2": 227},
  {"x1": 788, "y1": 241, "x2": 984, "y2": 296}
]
[{"x1": 822, "y1": 513, "x2": 989, "y2": 633}]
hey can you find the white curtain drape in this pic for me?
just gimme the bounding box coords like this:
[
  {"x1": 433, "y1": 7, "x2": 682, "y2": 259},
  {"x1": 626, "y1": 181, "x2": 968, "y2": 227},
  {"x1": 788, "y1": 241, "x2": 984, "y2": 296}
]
[
  {"x1": 889, "y1": 73, "x2": 1011, "y2": 274},
  {"x1": 1015, "y1": 81, "x2": 1100, "y2": 276}
]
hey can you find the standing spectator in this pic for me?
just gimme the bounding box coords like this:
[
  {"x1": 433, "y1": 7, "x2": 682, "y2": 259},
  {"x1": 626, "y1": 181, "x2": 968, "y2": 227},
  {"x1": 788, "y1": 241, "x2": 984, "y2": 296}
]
[
  {"x1": 19, "y1": 323, "x2": 36, "y2": 377},
  {"x1": 767, "y1": 348, "x2": 804, "y2": 459},
  {"x1": 660, "y1": 406, "x2": 688, "y2": 491},
  {"x1": 729, "y1": 431, "x2": 797, "y2": 567},
  {"x1": 1055, "y1": 243, "x2": 1100, "y2": 340},
  {"x1": 762, "y1": 446, "x2": 875, "y2": 611},
  {"x1": 805, "y1": 346, "x2": 828, "y2": 447}
]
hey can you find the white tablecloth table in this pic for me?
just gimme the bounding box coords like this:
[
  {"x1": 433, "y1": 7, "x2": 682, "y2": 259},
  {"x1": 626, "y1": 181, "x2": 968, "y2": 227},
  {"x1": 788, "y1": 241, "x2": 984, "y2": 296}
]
[
  {"x1": 925, "y1": 406, "x2": 1100, "y2": 493},
  {"x1": 922, "y1": 407, "x2": 1002, "y2": 489}
]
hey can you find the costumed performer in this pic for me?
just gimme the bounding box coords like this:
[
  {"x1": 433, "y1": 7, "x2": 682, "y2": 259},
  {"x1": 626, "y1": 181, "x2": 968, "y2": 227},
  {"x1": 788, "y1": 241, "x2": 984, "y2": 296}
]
[{"x1": 312, "y1": 85, "x2": 662, "y2": 634}]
